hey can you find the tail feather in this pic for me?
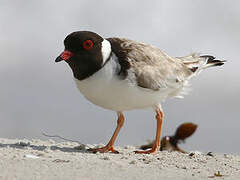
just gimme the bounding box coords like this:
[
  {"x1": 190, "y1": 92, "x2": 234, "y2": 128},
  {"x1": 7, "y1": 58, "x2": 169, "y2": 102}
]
[
  {"x1": 177, "y1": 53, "x2": 225, "y2": 76},
  {"x1": 200, "y1": 55, "x2": 226, "y2": 67}
]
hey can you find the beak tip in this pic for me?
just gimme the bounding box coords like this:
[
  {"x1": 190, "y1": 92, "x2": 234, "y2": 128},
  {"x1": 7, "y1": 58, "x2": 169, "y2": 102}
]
[{"x1": 55, "y1": 56, "x2": 63, "y2": 63}]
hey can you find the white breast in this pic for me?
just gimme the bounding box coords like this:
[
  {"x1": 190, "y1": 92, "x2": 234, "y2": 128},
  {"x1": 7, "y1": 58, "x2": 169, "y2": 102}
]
[{"x1": 74, "y1": 54, "x2": 177, "y2": 111}]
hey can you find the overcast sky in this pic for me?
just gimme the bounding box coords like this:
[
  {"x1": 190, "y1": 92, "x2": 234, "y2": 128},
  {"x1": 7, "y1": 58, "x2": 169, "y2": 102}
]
[{"x1": 0, "y1": 0, "x2": 239, "y2": 153}]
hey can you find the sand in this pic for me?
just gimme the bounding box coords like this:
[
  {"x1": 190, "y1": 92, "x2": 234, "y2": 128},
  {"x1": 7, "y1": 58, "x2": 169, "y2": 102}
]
[{"x1": 0, "y1": 138, "x2": 239, "y2": 180}]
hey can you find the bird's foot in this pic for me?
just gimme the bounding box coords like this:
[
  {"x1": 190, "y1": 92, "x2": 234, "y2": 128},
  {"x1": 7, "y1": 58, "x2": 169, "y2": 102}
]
[
  {"x1": 134, "y1": 146, "x2": 159, "y2": 154},
  {"x1": 88, "y1": 145, "x2": 119, "y2": 154}
]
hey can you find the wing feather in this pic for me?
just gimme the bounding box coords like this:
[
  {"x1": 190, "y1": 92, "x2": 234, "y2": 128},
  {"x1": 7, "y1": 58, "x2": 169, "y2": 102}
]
[{"x1": 108, "y1": 38, "x2": 192, "y2": 91}]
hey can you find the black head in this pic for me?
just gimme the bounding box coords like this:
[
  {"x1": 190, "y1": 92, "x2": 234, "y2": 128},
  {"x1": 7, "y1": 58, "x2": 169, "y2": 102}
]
[{"x1": 55, "y1": 31, "x2": 108, "y2": 80}]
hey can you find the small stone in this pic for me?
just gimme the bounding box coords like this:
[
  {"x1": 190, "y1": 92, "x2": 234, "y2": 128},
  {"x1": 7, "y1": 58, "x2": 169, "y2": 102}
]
[
  {"x1": 74, "y1": 144, "x2": 86, "y2": 150},
  {"x1": 24, "y1": 154, "x2": 40, "y2": 159},
  {"x1": 189, "y1": 151, "x2": 202, "y2": 156},
  {"x1": 189, "y1": 152, "x2": 195, "y2": 157},
  {"x1": 206, "y1": 152, "x2": 214, "y2": 157},
  {"x1": 214, "y1": 171, "x2": 223, "y2": 177},
  {"x1": 129, "y1": 160, "x2": 136, "y2": 164},
  {"x1": 52, "y1": 159, "x2": 70, "y2": 163},
  {"x1": 19, "y1": 142, "x2": 30, "y2": 147},
  {"x1": 102, "y1": 156, "x2": 110, "y2": 160}
]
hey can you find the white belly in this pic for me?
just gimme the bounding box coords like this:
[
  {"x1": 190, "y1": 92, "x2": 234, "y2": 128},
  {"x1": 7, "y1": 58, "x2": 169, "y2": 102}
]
[{"x1": 74, "y1": 56, "x2": 183, "y2": 111}]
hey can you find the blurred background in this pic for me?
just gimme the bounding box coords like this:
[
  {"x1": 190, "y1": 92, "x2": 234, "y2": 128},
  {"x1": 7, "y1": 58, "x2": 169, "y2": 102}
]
[{"x1": 0, "y1": 0, "x2": 239, "y2": 153}]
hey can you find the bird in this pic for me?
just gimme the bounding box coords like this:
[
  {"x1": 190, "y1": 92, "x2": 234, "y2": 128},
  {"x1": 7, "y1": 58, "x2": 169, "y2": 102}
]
[
  {"x1": 140, "y1": 122, "x2": 198, "y2": 153},
  {"x1": 55, "y1": 31, "x2": 225, "y2": 154}
]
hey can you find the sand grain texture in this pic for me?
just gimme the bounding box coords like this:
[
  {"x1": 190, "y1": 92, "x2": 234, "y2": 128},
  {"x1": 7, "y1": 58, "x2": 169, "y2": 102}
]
[{"x1": 0, "y1": 138, "x2": 239, "y2": 180}]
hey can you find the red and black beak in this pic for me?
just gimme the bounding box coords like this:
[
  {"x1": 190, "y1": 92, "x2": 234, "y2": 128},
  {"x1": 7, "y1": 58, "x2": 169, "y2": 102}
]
[{"x1": 55, "y1": 50, "x2": 73, "y2": 62}]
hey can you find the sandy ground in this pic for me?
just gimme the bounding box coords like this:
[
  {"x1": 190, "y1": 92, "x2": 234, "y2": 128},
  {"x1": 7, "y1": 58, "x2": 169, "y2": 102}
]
[{"x1": 0, "y1": 138, "x2": 239, "y2": 180}]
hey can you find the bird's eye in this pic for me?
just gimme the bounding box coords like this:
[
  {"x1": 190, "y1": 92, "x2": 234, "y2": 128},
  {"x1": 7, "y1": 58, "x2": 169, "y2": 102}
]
[{"x1": 83, "y1": 40, "x2": 94, "y2": 50}]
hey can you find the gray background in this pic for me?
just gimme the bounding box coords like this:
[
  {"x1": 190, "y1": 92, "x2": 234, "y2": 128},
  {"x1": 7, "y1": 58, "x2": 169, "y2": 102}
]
[{"x1": 0, "y1": 0, "x2": 239, "y2": 153}]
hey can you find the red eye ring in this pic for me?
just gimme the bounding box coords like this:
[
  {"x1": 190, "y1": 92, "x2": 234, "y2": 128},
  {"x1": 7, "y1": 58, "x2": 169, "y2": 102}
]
[{"x1": 83, "y1": 40, "x2": 93, "y2": 50}]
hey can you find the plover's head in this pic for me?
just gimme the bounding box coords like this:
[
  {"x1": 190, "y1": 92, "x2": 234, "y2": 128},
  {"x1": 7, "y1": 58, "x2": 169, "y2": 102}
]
[{"x1": 55, "y1": 31, "x2": 111, "y2": 80}]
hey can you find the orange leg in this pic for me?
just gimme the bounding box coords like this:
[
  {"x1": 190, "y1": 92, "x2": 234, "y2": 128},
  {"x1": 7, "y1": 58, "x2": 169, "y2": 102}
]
[
  {"x1": 135, "y1": 108, "x2": 164, "y2": 154},
  {"x1": 89, "y1": 112, "x2": 125, "y2": 153}
]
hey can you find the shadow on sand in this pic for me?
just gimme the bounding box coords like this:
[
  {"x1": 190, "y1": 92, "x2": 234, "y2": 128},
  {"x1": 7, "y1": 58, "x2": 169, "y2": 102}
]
[{"x1": 0, "y1": 141, "x2": 89, "y2": 153}]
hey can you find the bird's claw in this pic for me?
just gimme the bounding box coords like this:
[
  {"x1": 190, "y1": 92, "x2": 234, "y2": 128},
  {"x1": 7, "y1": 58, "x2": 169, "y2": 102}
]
[
  {"x1": 88, "y1": 146, "x2": 119, "y2": 154},
  {"x1": 134, "y1": 147, "x2": 159, "y2": 154}
]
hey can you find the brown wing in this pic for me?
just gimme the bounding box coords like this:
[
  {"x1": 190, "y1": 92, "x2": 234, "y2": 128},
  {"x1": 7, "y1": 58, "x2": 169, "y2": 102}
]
[
  {"x1": 108, "y1": 37, "x2": 192, "y2": 91},
  {"x1": 174, "y1": 122, "x2": 198, "y2": 140}
]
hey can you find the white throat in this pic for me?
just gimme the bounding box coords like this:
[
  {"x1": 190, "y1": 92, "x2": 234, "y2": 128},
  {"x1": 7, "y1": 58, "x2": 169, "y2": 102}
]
[{"x1": 101, "y1": 39, "x2": 111, "y2": 65}]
